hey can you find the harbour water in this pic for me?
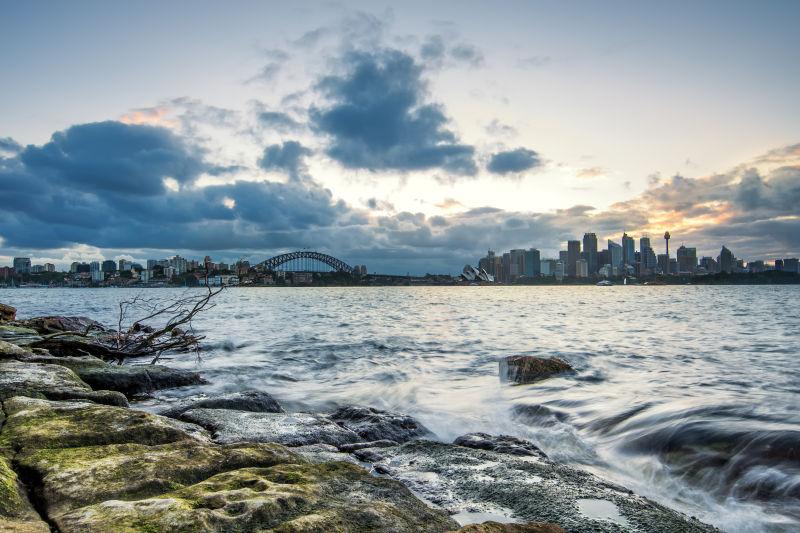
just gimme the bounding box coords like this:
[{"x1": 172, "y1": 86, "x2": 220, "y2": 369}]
[{"x1": 3, "y1": 285, "x2": 799, "y2": 532}]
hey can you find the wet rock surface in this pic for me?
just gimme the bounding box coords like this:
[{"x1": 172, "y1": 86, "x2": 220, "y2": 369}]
[
  {"x1": 499, "y1": 356, "x2": 573, "y2": 384},
  {"x1": 454, "y1": 433, "x2": 547, "y2": 458},
  {"x1": 0, "y1": 360, "x2": 128, "y2": 407},
  {"x1": 181, "y1": 408, "x2": 363, "y2": 447},
  {"x1": 451, "y1": 523, "x2": 564, "y2": 533},
  {"x1": 330, "y1": 405, "x2": 434, "y2": 443},
  {"x1": 159, "y1": 389, "x2": 284, "y2": 418},
  {"x1": 0, "y1": 303, "x2": 16, "y2": 322},
  {"x1": 0, "y1": 453, "x2": 50, "y2": 532},
  {"x1": 75, "y1": 363, "x2": 206, "y2": 396},
  {"x1": 357, "y1": 438, "x2": 717, "y2": 532},
  {"x1": 14, "y1": 316, "x2": 104, "y2": 335}
]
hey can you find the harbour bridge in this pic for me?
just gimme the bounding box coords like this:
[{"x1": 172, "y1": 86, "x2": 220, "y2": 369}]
[{"x1": 257, "y1": 251, "x2": 354, "y2": 273}]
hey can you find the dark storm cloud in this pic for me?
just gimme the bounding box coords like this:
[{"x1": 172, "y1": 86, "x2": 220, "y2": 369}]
[
  {"x1": 487, "y1": 148, "x2": 542, "y2": 175},
  {"x1": 19, "y1": 121, "x2": 205, "y2": 195},
  {"x1": 258, "y1": 141, "x2": 312, "y2": 180},
  {"x1": 310, "y1": 49, "x2": 477, "y2": 175}
]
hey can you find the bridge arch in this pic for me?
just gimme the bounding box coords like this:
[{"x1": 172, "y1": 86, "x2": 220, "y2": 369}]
[{"x1": 258, "y1": 251, "x2": 353, "y2": 273}]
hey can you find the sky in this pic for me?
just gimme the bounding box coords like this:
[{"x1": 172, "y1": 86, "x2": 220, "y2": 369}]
[{"x1": 1, "y1": 0, "x2": 799, "y2": 274}]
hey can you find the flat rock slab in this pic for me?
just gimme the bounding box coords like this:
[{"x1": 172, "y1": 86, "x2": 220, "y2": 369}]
[
  {"x1": 329, "y1": 405, "x2": 433, "y2": 443},
  {"x1": 76, "y1": 364, "x2": 206, "y2": 396},
  {"x1": 499, "y1": 356, "x2": 573, "y2": 384},
  {"x1": 361, "y1": 438, "x2": 718, "y2": 533},
  {"x1": 180, "y1": 409, "x2": 362, "y2": 447},
  {"x1": 0, "y1": 326, "x2": 41, "y2": 346},
  {"x1": 16, "y1": 440, "x2": 300, "y2": 517},
  {"x1": 14, "y1": 316, "x2": 104, "y2": 334},
  {"x1": 0, "y1": 397, "x2": 192, "y2": 451},
  {"x1": 54, "y1": 461, "x2": 459, "y2": 533},
  {"x1": 0, "y1": 360, "x2": 127, "y2": 407},
  {"x1": 159, "y1": 390, "x2": 284, "y2": 418}
]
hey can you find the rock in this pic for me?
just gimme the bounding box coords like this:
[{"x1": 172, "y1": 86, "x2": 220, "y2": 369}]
[
  {"x1": 357, "y1": 439, "x2": 717, "y2": 532},
  {"x1": 0, "y1": 455, "x2": 50, "y2": 533},
  {"x1": 180, "y1": 409, "x2": 362, "y2": 447},
  {"x1": 0, "y1": 325, "x2": 41, "y2": 346},
  {"x1": 454, "y1": 433, "x2": 547, "y2": 458},
  {"x1": 0, "y1": 303, "x2": 15, "y2": 322},
  {"x1": 159, "y1": 390, "x2": 284, "y2": 418},
  {"x1": 15, "y1": 353, "x2": 107, "y2": 371},
  {"x1": 339, "y1": 439, "x2": 400, "y2": 452},
  {"x1": 54, "y1": 461, "x2": 459, "y2": 532},
  {"x1": 451, "y1": 523, "x2": 564, "y2": 533},
  {"x1": 499, "y1": 356, "x2": 573, "y2": 384},
  {"x1": 0, "y1": 360, "x2": 128, "y2": 407},
  {"x1": 25, "y1": 334, "x2": 122, "y2": 360},
  {"x1": 0, "y1": 339, "x2": 31, "y2": 359},
  {"x1": 75, "y1": 363, "x2": 206, "y2": 396},
  {"x1": 294, "y1": 443, "x2": 361, "y2": 465},
  {"x1": 14, "y1": 316, "x2": 104, "y2": 334},
  {"x1": 0, "y1": 397, "x2": 192, "y2": 451},
  {"x1": 16, "y1": 440, "x2": 299, "y2": 517},
  {"x1": 329, "y1": 405, "x2": 433, "y2": 443}
]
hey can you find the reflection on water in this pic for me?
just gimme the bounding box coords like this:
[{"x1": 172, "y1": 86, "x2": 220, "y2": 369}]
[{"x1": 5, "y1": 285, "x2": 800, "y2": 532}]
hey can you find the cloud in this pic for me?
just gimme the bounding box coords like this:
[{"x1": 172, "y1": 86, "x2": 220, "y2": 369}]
[
  {"x1": 310, "y1": 48, "x2": 477, "y2": 176},
  {"x1": 449, "y1": 43, "x2": 484, "y2": 67},
  {"x1": 247, "y1": 49, "x2": 291, "y2": 84},
  {"x1": 435, "y1": 198, "x2": 464, "y2": 210},
  {"x1": 419, "y1": 35, "x2": 484, "y2": 68},
  {"x1": 518, "y1": 55, "x2": 551, "y2": 68},
  {"x1": 0, "y1": 137, "x2": 22, "y2": 156},
  {"x1": 18, "y1": 121, "x2": 206, "y2": 195},
  {"x1": 256, "y1": 111, "x2": 302, "y2": 132},
  {"x1": 576, "y1": 167, "x2": 607, "y2": 179},
  {"x1": 487, "y1": 148, "x2": 542, "y2": 175},
  {"x1": 485, "y1": 119, "x2": 517, "y2": 138},
  {"x1": 258, "y1": 141, "x2": 312, "y2": 180}
]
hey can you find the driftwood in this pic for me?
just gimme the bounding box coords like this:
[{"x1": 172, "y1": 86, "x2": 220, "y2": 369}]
[{"x1": 28, "y1": 282, "x2": 223, "y2": 364}]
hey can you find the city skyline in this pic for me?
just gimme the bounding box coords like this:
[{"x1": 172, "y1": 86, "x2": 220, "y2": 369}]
[{"x1": 2, "y1": 2, "x2": 800, "y2": 275}]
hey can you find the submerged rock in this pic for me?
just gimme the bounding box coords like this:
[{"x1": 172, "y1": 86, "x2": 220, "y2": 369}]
[
  {"x1": 451, "y1": 523, "x2": 564, "y2": 533},
  {"x1": 0, "y1": 303, "x2": 16, "y2": 322},
  {"x1": 499, "y1": 356, "x2": 573, "y2": 384},
  {"x1": 0, "y1": 360, "x2": 128, "y2": 407},
  {"x1": 75, "y1": 363, "x2": 206, "y2": 396},
  {"x1": 180, "y1": 409, "x2": 362, "y2": 447},
  {"x1": 0, "y1": 397, "x2": 191, "y2": 450},
  {"x1": 356, "y1": 438, "x2": 717, "y2": 532},
  {"x1": 454, "y1": 433, "x2": 547, "y2": 458},
  {"x1": 329, "y1": 405, "x2": 433, "y2": 443},
  {"x1": 159, "y1": 390, "x2": 284, "y2": 418}
]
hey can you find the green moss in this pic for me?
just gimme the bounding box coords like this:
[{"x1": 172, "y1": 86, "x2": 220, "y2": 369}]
[{"x1": 0, "y1": 456, "x2": 23, "y2": 516}]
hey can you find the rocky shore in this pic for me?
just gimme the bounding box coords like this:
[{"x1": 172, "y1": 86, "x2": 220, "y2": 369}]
[{"x1": 0, "y1": 305, "x2": 718, "y2": 532}]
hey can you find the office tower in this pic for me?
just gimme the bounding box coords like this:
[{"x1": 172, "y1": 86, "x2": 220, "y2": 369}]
[
  {"x1": 567, "y1": 240, "x2": 581, "y2": 277},
  {"x1": 13, "y1": 257, "x2": 31, "y2": 274},
  {"x1": 582, "y1": 233, "x2": 598, "y2": 275},
  {"x1": 89, "y1": 261, "x2": 100, "y2": 273},
  {"x1": 676, "y1": 246, "x2": 698, "y2": 273},
  {"x1": 639, "y1": 236, "x2": 651, "y2": 253},
  {"x1": 719, "y1": 246, "x2": 735, "y2": 273},
  {"x1": 608, "y1": 240, "x2": 622, "y2": 272},
  {"x1": 44, "y1": 263, "x2": 55, "y2": 272},
  {"x1": 783, "y1": 258, "x2": 799, "y2": 273},
  {"x1": 576, "y1": 258, "x2": 588, "y2": 278},
  {"x1": 554, "y1": 261, "x2": 565, "y2": 282},
  {"x1": 621, "y1": 233, "x2": 635, "y2": 266},
  {"x1": 508, "y1": 249, "x2": 526, "y2": 281},
  {"x1": 524, "y1": 248, "x2": 541, "y2": 276}
]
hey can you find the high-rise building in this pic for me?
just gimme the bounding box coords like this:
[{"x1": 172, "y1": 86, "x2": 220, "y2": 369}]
[
  {"x1": 118, "y1": 259, "x2": 130, "y2": 271},
  {"x1": 782, "y1": 258, "x2": 799, "y2": 273},
  {"x1": 89, "y1": 261, "x2": 100, "y2": 273},
  {"x1": 554, "y1": 261, "x2": 565, "y2": 282},
  {"x1": 621, "y1": 233, "x2": 635, "y2": 267},
  {"x1": 567, "y1": 240, "x2": 581, "y2": 277},
  {"x1": 576, "y1": 258, "x2": 588, "y2": 278},
  {"x1": 70, "y1": 262, "x2": 80, "y2": 273},
  {"x1": 639, "y1": 236, "x2": 651, "y2": 253},
  {"x1": 676, "y1": 246, "x2": 697, "y2": 273},
  {"x1": 44, "y1": 263, "x2": 55, "y2": 272},
  {"x1": 699, "y1": 256, "x2": 718, "y2": 273},
  {"x1": 102, "y1": 260, "x2": 117, "y2": 273},
  {"x1": 508, "y1": 249, "x2": 526, "y2": 281},
  {"x1": 608, "y1": 240, "x2": 622, "y2": 272},
  {"x1": 582, "y1": 233, "x2": 598, "y2": 275},
  {"x1": 13, "y1": 257, "x2": 31, "y2": 274},
  {"x1": 657, "y1": 254, "x2": 669, "y2": 274},
  {"x1": 719, "y1": 246, "x2": 735, "y2": 273},
  {"x1": 524, "y1": 248, "x2": 541, "y2": 277}
]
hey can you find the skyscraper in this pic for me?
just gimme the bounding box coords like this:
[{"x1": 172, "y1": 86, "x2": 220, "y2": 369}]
[
  {"x1": 719, "y1": 246, "x2": 735, "y2": 273},
  {"x1": 608, "y1": 240, "x2": 622, "y2": 272},
  {"x1": 12, "y1": 257, "x2": 31, "y2": 274},
  {"x1": 582, "y1": 233, "x2": 598, "y2": 275},
  {"x1": 621, "y1": 233, "x2": 635, "y2": 267},
  {"x1": 676, "y1": 246, "x2": 697, "y2": 273},
  {"x1": 567, "y1": 240, "x2": 581, "y2": 277},
  {"x1": 524, "y1": 248, "x2": 541, "y2": 277}
]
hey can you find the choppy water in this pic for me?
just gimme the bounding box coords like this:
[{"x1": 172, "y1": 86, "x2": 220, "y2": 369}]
[{"x1": 4, "y1": 285, "x2": 799, "y2": 532}]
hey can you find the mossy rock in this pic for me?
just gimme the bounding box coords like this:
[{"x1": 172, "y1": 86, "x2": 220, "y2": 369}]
[
  {"x1": 0, "y1": 397, "x2": 191, "y2": 452},
  {"x1": 0, "y1": 455, "x2": 50, "y2": 532},
  {"x1": 17, "y1": 440, "x2": 301, "y2": 517},
  {"x1": 0, "y1": 325, "x2": 41, "y2": 347},
  {"x1": 450, "y1": 523, "x2": 564, "y2": 533},
  {"x1": 0, "y1": 360, "x2": 127, "y2": 407},
  {"x1": 55, "y1": 462, "x2": 459, "y2": 532},
  {"x1": 0, "y1": 339, "x2": 31, "y2": 359}
]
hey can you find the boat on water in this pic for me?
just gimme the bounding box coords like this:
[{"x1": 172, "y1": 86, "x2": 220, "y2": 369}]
[{"x1": 596, "y1": 280, "x2": 613, "y2": 286}]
